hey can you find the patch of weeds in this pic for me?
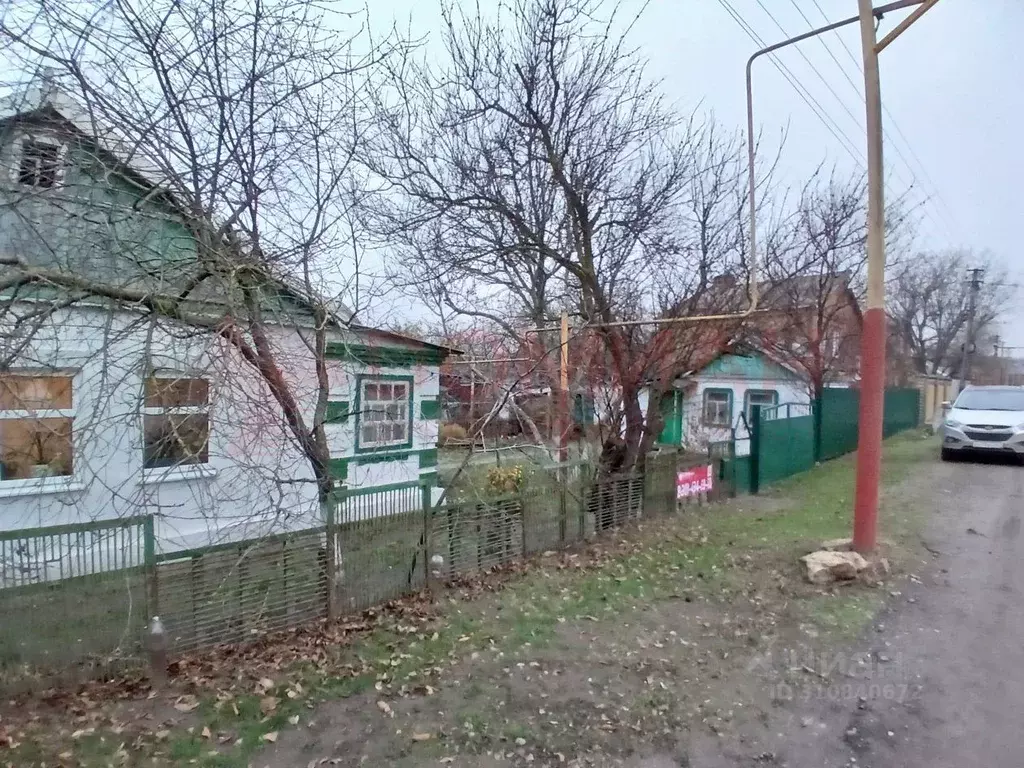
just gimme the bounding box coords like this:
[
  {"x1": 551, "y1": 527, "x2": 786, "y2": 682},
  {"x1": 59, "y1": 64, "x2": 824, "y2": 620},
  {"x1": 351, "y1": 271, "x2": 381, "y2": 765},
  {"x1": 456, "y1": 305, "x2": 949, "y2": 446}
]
[
  {"x1": 502, "y1": 722, "x2": 534, "y2": 742},
  {"x1": 802, "y1": 592, "x2": 884, "y2": 639},
  {"x1": 457, "y1": 710, "x2": 494, "y2": 743}
]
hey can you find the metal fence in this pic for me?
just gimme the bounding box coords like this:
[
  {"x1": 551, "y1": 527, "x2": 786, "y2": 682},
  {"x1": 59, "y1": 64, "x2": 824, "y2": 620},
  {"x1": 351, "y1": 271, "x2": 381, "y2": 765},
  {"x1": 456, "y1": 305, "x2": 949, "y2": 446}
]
[
  {"x1": 757, "y1": 402, "x2": 817, "y2": 488},
  {"x1": 0, "y1": 517, "x2": 150, "y2": 692},
  {"x1": 723, "y1": 387, "x2": 923, "y2": 494},
  {"x1": 0, "y1": 449, "x2": 721, "y2": 692}
]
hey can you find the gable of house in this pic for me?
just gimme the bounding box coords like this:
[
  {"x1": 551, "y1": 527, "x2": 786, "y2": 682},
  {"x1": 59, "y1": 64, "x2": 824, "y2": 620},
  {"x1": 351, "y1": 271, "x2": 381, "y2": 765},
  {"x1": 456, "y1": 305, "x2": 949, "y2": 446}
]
[{"x1": 698, "y1": 352, "x2": 803, "y2": 382}]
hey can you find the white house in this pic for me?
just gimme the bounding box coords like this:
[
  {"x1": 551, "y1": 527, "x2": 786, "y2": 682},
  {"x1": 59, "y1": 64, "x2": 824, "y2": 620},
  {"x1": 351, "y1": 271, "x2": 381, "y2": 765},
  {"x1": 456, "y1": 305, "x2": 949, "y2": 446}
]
[
  {"x1": 650, "y1": 349, "x2": 810, "y2": 457},
  {"x1": 0, "y1": 84, "x2": 454, "y2": 576}
]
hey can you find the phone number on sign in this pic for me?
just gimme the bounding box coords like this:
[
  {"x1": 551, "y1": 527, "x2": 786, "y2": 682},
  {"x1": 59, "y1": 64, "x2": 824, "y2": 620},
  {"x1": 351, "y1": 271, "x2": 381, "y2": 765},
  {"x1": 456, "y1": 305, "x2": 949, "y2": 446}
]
[{"x1": 676, "y1": 466, "x2": 713, "y2": 499}]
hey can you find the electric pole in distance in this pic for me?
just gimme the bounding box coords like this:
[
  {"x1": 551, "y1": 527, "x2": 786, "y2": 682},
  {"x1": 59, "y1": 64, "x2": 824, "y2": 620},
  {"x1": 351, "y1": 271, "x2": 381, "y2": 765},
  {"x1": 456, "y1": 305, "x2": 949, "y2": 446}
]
[{"x1": 958, "y1": 267, "x2": 983, "y2": 391}]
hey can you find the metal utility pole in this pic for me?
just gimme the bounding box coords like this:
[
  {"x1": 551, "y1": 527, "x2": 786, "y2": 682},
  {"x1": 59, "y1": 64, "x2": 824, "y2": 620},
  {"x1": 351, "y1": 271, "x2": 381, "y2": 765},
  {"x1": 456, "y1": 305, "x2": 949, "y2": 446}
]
[
  {"x1": 958, "y1": 268, "x2": 983, "y2": 390},
  {"x1": 851, "y1": 0, "x2": 940, "y2": 554}
]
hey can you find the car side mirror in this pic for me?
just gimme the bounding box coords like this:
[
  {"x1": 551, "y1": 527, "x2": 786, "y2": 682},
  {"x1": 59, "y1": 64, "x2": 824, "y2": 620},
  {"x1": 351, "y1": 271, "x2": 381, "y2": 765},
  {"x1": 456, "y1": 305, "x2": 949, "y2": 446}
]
[{"x1": 941, "y1": 401, "x2": 951, "y2": 411}]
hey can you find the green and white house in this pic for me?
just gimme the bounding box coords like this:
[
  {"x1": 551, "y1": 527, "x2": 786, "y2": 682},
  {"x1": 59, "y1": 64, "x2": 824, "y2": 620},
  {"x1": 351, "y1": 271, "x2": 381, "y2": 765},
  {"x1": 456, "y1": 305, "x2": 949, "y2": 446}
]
[
  {"x1": 0, "y1": 82, "x2": 454, "y2": 571},
  {"x1": 650, "y1": 349, "x2": 810, "y2": 457}
]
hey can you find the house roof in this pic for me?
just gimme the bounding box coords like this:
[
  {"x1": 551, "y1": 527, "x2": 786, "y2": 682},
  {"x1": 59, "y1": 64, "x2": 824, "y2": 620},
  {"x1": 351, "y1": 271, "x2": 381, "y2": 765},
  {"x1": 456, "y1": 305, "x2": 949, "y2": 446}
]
[
  {"x1": 703, "y1": 271, "x2": 860, "y2": 315},
  {"x1": 0, "y1": 80, "x2": 455, "y2": 353},
  {"x1": 685, "y1": 345, "x2": 803, "y2": 382}
]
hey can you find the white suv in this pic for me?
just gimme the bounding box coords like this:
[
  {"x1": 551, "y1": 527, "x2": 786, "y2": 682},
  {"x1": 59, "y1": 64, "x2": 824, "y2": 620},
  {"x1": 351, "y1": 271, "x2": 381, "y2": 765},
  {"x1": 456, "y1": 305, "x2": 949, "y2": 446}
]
[{"x1": 941, "y1": 386, "x2": 1024, "y2": 462}]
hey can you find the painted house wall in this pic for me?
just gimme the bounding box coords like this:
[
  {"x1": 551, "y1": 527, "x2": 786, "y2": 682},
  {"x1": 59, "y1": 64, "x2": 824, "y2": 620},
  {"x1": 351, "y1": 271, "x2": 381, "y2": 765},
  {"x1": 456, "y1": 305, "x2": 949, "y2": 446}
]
[
  {"x1": 0, "y1": 113, "x2": 446, "y2": 565},
  {"x1": 0, "y1": 118, "x2": 197, "y2": 279},
  {"x1": 0, "y1": 307, "x2": 444, "y2": 560},
  {"x1": 667, "y1": 354, "x2": 810, "y2": 457}
]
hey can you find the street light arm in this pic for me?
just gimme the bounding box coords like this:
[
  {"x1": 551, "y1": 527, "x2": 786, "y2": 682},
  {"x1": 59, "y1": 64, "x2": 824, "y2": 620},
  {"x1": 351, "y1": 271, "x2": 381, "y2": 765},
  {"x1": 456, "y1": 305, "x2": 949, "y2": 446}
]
[{"x1": 743, "y1": 0, "x2": 931, "y2": 352}]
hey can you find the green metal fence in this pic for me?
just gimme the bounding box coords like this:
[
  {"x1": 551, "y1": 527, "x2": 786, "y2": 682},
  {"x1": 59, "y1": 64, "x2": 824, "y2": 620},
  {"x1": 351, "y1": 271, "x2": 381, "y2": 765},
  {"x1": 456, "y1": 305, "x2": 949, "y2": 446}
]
[
  {"x1": 884, "y1": 388, "x2": 922, "y2": 437},
  {"x1": 0, "y1": 516, "x2": 150, "y2": 692},
  {"x1": 731, "y1": 386, "x2": 923, "y2": 494},
  {"x1": 819, "y1": 388, "x2": 860, "y2": 460},
  {"x1": 756, "y1": 402, "x2": 817, "y2": 487}
]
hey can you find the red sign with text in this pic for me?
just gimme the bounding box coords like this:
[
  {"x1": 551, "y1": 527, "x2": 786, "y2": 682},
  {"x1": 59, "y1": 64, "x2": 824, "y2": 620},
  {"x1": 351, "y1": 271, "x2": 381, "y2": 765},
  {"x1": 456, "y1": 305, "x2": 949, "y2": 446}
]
[{"x1": 676, "y1": 465, "x2": 714, "y2": 499}]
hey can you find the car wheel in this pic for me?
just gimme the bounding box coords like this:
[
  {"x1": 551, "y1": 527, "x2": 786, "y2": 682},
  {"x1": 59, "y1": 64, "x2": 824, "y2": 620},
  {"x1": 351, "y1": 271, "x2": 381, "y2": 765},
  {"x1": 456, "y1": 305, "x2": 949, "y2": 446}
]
[{"x1": 941, "y1": 448, "x2": 955, "y2": 462}]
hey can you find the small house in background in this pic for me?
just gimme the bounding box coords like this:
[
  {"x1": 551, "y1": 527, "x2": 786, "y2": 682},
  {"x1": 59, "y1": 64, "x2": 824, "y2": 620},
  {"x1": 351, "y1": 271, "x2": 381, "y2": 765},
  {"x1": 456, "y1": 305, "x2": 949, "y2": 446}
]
[{"x1": 655, "y1": 347, "x2": 810, "y2": 457}]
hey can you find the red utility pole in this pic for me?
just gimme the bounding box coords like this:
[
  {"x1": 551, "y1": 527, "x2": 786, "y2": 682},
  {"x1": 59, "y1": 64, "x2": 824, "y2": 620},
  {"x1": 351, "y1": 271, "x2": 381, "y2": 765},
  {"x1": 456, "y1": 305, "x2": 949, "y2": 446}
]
[{"x1": 852, "y1": 0, "x2": 941, "y2": 553}]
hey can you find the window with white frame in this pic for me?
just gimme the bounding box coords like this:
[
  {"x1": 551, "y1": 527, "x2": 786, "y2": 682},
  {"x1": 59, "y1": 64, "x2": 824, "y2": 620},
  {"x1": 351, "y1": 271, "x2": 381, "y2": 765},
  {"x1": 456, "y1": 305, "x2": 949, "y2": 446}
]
[
  {"x1": 744, "y1": 389, "x2": 778, "y2": 424},
  {"x1": 13, "y1": 136, "x2": 67, "y2": 189},
  {"x1": 357, "y1": 377, "x2": 411, "y2": 450},
  {"x1": 143, "y1": 376, "x2": 210, "y2": 468},
  {"x1": 702, "y1": 389, "x2": 732, "y2": 427},
  {"x1": 0, "y1": 373, "x2": 74, "y2": 481}
]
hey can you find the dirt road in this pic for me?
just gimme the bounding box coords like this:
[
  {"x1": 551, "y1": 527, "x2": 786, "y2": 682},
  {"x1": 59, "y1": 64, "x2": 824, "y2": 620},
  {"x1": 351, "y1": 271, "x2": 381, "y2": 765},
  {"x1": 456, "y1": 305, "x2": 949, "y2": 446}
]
[{"x1": 763, "y1": 454, "x2": 1024, "y2": 767}]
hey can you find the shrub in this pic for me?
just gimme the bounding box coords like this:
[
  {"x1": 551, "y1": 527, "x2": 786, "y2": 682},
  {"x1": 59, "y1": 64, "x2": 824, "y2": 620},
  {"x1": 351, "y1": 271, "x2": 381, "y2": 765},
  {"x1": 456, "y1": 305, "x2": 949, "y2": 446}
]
[
  {"x1": 440, "y1": 423, "x2": 468, "y2": 444},
  {"x1": 486, "y1": 465, "x2": 524, "y2": 495}
]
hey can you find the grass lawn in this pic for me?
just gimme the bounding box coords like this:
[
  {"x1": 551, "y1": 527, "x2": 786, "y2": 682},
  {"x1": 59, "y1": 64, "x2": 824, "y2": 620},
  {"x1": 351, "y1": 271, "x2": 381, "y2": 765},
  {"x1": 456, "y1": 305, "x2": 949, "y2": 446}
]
[{"x1": 3, "y1": 433, "x2": 938, "y2": 767}]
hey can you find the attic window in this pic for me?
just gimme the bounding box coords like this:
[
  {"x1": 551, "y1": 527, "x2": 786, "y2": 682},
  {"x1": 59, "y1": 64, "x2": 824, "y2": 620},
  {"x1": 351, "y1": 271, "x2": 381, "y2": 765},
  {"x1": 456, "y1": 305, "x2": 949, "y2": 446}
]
[{"x1": 15, "y1": 138, "x2": 66, "y2": 189}]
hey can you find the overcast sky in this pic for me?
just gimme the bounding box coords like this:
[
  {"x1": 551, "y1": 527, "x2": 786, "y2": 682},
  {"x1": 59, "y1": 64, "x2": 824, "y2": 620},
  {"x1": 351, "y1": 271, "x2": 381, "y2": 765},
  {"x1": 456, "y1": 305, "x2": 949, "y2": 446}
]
[{"x1": 368, "y1": 0, "x2": 1024, "y2": 347}]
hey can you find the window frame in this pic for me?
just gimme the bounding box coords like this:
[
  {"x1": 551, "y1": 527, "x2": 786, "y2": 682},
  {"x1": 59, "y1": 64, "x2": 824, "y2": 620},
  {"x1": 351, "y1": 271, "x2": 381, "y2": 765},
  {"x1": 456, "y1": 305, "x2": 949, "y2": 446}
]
[
  {"x1": 744, "y1": 389, "x2": 779, "y2": 425},
  {"x1": 354, "y1": 374, "x2": 415, "y2": 454},
  {"x1": 702, "y1": 388, "x2": 733, "y2": 428},
  {"x1": 142, "y1": 374, "x2": 211, "y2": 470},
  {"x1": 0, "y1": 370, "x2": 77, "y2": 490},
  {"x1": 10, "y1": 134, "x2": 68, "y2": 190}
]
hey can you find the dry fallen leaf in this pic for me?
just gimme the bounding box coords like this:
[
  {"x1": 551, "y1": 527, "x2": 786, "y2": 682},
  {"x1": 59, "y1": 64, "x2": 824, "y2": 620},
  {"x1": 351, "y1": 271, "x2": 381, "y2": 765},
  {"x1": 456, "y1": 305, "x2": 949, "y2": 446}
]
[
  {"x1": 154, "y1": 730, "x2": 171, "y2": 741},
  {"x1": 201, "y1": 726, "x2": 212, "y2": 740},
  {"x1": 263, "y1": 731, "x2": 279, "y2": 743},
  {"x1": 411, "y1": 732, "x2": 432, "y2": 742},
  {"x1": 288, "y1": 715, "x2": 300, "y2": 726},
  {"x1": 174, "y1": 696, "x2": 200, "y2": 713},
  {"x1": 439, "y1": 759, "x2": 455, "y2": 764},
  {"x1": 260, "y1": 696, "x2": 279, "y2": 715},
  {"x1": 376, "y1": 700, "x2": 393, "y2": 717}
]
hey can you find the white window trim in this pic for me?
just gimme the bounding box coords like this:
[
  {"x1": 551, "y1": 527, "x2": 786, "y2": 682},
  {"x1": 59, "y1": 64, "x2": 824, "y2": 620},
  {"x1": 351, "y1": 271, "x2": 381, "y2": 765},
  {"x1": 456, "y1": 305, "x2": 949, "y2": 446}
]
[
  {"x1": 0, "y1": 476, "x2": 85, "y2": 499},
  {"x1": 9, "y1": 133, "x2": 69, "y2": 189},
  {"x1": 744, "y1": 390, "x2": 779, "y2": 423},
  {"x1": 1, "y1": 371, "x2": 77, "y2": 493},
  {"x1": 140, "y1": 464, "x2": 217, "y2": 486},
  {"x1": 703, "y1": 391, "x2": 731, "y2": 427},
  {"x1": 358, "y1": 378, "x2": 411, "y2": 450},
  {"x1": 142, "y1": 375, "x2": 212, "y2": 471}
]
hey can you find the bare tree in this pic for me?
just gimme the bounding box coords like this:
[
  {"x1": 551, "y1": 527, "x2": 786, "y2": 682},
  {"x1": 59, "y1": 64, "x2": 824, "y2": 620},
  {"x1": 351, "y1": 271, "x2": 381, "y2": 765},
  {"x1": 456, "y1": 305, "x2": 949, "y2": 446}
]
[
  {"x1": 364, "y1": 0, "x2": 750, "y2": 470},
  {"x1": 0, "y1": 0, "x2": 402, "y2": 606},
  {"x1": 752, "y1": 169, "x2": 908, "y2": 398},
  {"x1": 889, "y1": 248, "x2": 1013, "y2": 377}
]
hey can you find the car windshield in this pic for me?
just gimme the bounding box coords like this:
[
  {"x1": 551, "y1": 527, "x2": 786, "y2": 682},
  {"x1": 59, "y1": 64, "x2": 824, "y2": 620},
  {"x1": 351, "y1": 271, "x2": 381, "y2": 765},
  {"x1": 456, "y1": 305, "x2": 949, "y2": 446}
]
[{"x1": 954, "y1": 389, "x2": 1024, "y2": 411}]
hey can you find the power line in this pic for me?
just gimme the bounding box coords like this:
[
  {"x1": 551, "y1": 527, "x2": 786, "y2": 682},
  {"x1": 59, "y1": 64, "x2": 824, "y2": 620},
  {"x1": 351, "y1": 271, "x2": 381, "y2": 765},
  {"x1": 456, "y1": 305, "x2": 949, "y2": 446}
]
[
  {"x1": 715, "y1": 0, "x2": 866, "y2": 167},
  {"x1": 804, "y1": 0, "x2": 962, "y2": 242},
  {"x1": 764, "y1": 0, "x2": 955, "y2": 245}
]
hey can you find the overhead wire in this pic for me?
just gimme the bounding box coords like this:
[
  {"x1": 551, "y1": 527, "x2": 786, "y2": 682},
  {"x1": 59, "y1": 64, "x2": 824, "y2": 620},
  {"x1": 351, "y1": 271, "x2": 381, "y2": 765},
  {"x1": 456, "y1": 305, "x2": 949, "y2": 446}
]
[
  {"x1": 803, "y1": 0, "x2": 962, "y2": 243},
  {"x1": 715, "y1": 0, "x2": 866, "y2": 167},
  {"x1": 759, "y1": 0, "x2": 952, "y2": 243}
]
